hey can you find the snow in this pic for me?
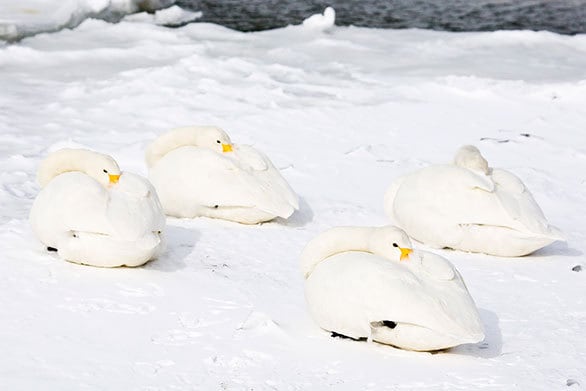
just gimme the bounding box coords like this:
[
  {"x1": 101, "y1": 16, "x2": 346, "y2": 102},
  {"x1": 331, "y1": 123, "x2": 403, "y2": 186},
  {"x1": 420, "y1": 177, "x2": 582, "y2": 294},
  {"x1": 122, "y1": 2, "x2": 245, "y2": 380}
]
[
  {"x1": 0, "y1": 0, "x2": 175, "y2": 41},
  {"x1": 1, "y1": 5, "x2": 586, "y2": 390}
]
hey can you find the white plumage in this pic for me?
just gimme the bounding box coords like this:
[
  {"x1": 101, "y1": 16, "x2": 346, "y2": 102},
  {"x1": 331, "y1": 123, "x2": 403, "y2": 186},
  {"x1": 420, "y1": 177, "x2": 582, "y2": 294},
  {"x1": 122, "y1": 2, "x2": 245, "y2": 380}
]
[
  {"x1": 301, "y1": 6, "x2": 336, "y2": 32},
  {"x1": 301, "y1": 225, "x2": 484, "y2": 351},
  {"x1": 146, "y1": 126, "x2": 299, "y2": 224},
  {"x1": 385, "y1": 145, "x2": 563, "y2": 256},
  {"x1": 29, "y1": 148, "x2": 166, "y2": 267}
]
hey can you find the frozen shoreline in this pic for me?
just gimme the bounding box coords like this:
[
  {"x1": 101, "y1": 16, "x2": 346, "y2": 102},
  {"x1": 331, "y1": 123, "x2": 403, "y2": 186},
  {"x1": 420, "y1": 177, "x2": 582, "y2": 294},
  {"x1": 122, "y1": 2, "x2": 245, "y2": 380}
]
[
  {"x1": 4, "y1": 0, "x2": 586, "y2": 42},
  {"x1": 0, "y1": 0, "x2": 178, "y2": 41}
]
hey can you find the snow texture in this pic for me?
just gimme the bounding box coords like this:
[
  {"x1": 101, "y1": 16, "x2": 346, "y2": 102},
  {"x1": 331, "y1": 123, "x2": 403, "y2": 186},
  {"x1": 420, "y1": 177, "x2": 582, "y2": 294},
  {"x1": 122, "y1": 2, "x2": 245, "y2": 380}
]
[{"x1": 1, "y1": 5, "x2": 586, "y2": 390}]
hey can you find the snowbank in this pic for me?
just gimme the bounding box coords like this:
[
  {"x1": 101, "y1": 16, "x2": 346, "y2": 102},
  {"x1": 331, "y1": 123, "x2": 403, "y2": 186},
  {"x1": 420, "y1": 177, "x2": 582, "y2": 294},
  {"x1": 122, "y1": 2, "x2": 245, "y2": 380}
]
[{"x1": 0, "y1": 0, "x2": 176, "y2": 41}]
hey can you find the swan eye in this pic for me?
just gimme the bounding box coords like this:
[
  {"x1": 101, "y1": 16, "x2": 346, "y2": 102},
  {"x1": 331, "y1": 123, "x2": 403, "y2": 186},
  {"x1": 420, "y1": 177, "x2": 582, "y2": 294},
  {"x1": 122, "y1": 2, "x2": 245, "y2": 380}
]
[
  {"x1": 103, "y1": 169, "x2": 108, "y2": 173},
  {"x1": 392, "y1": 243, "x2": 399, "y2": 248},
  {"x1": 216, "y1": 140, "x2": 221, "y2": 144}
]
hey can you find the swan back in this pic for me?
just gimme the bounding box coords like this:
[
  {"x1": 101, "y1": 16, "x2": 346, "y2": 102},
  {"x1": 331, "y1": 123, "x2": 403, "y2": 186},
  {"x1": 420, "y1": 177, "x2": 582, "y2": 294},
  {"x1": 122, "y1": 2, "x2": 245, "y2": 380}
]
[
  {"x1": 146, "y1": 126, "x2": 233, "y2": 168},
  {"x1": 385, "y1": 145, "x2": 563, "y2": 255},
  {"x1": 302, "y1": 7, "x2": 336, "y2": 31},
  {"x1": 37, "y1": 149, "x2": 120, "y2": 188},
  {"x1": 300, "y1": 226, "x2": 411, "y2": 279},
  {"x1": 453, "y1": 145, "x2": 490, "y2": 174},
  {"x1": 302, "y1": 229, "x2": 485, "y2": 350}
]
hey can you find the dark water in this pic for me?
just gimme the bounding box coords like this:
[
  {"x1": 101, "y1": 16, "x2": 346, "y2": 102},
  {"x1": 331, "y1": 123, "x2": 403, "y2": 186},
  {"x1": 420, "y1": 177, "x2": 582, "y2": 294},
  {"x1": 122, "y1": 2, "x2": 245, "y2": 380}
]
[{"x1": 176, "y1": 0, "x2": 586, "y2": 35}]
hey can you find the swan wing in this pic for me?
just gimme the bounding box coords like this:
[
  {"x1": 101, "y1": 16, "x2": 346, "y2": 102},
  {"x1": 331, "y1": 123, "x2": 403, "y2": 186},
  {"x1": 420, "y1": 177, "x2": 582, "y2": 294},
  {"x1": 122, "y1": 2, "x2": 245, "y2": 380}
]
[
  {"x1": 232, "y1": 145, "x2": 299, "y2": 213},
  {"x1": 29, "y1": 173, "x2": 111, "y2": 245},
  {"x1": 390, "y1": 165, "x2": 496, "y2": 228},
  {"x1": 151, "y1": 146, "x2": 298, "y2": 218},
  {"x1": 490, "y1": 169, "x2": 561, "y2": 238},
  {"x1": 414, "y1": 250, "x2": 456, "y2": 281},
  {"x1": 393, "y1": 165, "x2": 553, "y2": 232},
  {"x1": 106, "y1": 173, "x2": 166, "y2": 240},
  {"x1": 30, "y1": 172, "x2": 165, "y2": 242},
  {"x1": 306, "y1": 252, "x2": 482, "y2": 344}
]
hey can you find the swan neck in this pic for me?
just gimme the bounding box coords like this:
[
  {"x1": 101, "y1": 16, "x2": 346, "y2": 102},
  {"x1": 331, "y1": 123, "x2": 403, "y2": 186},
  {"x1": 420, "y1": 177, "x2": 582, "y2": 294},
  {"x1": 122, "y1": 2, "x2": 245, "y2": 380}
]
[
  {"x1": 37, "y1": 149, "x2": 93, "y2": 188},
  {"x1": 146, "y1": 127, "x2": 208, "y2": 167},
  {"x1": 300, "y1": 227, "x2": 374, "y2": 279}
]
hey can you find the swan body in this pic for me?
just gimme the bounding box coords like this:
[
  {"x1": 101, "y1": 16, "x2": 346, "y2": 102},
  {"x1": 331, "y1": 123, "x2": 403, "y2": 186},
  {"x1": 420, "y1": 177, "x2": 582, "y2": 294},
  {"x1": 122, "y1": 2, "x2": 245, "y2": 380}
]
[
  {"x1": 301, "y1": 7, "x2": 336, "y2": 32},
  {"x1": 30, "y1": 149, "x2": 166, "y2": 267},
  {"x1": 301, "y1": 226, "x2": 484, "y2": 351},
  {"x1": 146, "y1": 126, "x2": 298, "y2": 224},
  {"x1": 384, "y1": 145, "x2": 563, "y2": 257}
]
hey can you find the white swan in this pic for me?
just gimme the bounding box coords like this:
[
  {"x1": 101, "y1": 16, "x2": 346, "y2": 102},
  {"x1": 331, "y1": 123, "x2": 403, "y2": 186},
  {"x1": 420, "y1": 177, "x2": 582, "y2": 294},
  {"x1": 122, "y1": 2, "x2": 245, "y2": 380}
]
[
  {"x1": 384, "y1": 145, "x2": 564, "y2": 257},
  {"x1": 29, "y1": 148, "x2": 166, "y2": 267},
  {"x1": 301, "y1": 7, "x2": 336, "y2": 32},
  {"x1": 301, "y1": 225, "x2": 484, "y2": 352},
  {"x1": 146, "y1": 126, "x2": 299, "y2": 224}
]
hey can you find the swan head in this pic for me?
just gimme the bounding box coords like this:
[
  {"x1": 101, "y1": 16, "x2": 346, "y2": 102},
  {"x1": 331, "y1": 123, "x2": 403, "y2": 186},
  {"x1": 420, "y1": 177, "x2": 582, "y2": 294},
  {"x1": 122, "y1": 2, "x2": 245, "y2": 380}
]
[
  {"x1": 38, "y1": 148, "x2": 121, "y2": 188},
  {"x1": 300, "y1": 225, "x2": 415, "y2": 279},
  {"x1": 100, "y1": 165, "x2": 122, "y2": 186},
  {"x1": 71, "y1": 150, "x2": 121, "y2": 187},
  {"x1": 185, "y1": 126, "x2": 234, "y2": 153},
  {"x1": 453, "y1": 145, "x2": 490, "y2": 174},
  {"x1": 368, "y1": 226, "x2": 413, "y2": 262},
  {"x1": 146, "y1": 126, "x2": 236, "y2": 167}
]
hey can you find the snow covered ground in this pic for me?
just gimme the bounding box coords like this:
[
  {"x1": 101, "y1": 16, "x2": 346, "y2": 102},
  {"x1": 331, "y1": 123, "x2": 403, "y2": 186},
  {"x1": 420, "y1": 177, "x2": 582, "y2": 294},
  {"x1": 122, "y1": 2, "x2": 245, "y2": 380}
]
[{"x1": 1, "y1": 5, "x2": 586, "y2": 390}]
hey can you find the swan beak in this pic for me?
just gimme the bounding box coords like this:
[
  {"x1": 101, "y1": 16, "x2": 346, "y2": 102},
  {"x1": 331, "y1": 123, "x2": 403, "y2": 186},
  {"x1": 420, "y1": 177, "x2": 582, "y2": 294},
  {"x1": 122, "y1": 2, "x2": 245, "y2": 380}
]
[
  {"x1": 222, "y1": 143, "x2": 233, "y2": 153},
  {"x1": 399, "y1": 247, "x2": 412, "y2": 261},
  {"x1": 109, "y1": 174, "x2": 120, "y2": 184}
]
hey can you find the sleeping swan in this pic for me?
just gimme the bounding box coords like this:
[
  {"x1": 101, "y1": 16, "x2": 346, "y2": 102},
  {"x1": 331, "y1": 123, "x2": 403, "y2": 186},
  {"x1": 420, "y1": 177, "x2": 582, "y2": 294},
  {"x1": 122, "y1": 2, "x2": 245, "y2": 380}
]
[
  {"x1": 301, "y1": 225, "x2": 484, "y2": 351},
  {"x1": 384, "y1": 145, "x2": 564, "y2": 257},
  {"x1": 146, "y1": 126, "x2": 299, "y2": 224},
  {"x1": 29, "y1": 148, "x2": 166, "y2": 267}
]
